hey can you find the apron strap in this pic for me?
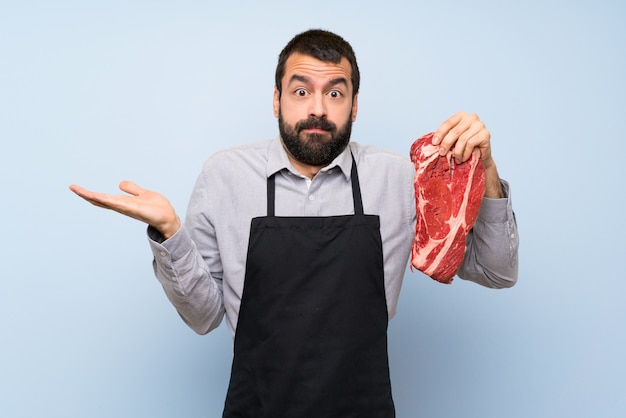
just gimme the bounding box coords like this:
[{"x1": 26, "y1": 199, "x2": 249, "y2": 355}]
[
  {"x1": 350, "y1": 153, "x2": 364, "y2": 216},
  {"x1": 267, "y1": 174, "x2": 276, "y2": 216},
  {"x1": 266, "y1": 152, "x2": 363, "y2": 216}
]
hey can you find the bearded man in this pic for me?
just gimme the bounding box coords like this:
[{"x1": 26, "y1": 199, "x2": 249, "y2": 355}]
[{"x1": 70, "y1": 29, "x2": 518, "y2": 417}]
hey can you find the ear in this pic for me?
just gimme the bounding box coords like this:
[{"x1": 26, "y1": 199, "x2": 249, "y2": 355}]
[
  {"x1": 351, "y1": 92, "x2": 359, "y2": 122},
  {"x1": 273, "y1": 86, "x2": 280, "y2": 118}
]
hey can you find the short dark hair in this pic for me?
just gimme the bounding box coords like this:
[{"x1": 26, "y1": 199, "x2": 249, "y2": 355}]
[{"x1": 275, "y1": 29, "x2": 360, "y2": 98}]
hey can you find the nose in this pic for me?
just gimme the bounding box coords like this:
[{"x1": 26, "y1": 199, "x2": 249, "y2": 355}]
[{"x1": 309, "y1": 93, "x2": 327, "y2": 118}]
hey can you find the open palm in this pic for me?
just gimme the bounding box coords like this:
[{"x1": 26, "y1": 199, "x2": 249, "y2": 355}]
[{"x1": 69, "y1": 180, "x2": 180, "y2": 239}]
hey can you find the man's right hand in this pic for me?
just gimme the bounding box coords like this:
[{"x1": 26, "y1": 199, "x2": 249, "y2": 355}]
[{"x1": 69, "y1": 181, "x2": 181, "y2": 239}]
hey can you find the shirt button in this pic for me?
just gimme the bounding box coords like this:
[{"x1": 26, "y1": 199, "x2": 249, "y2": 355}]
[
  {"x1": 171, "y1": 276, "x2": 178, "y2": 282},
  {"x1": 159, "y1": 251, "x2": 167, "y2": 257},
  {"x1": 309, "y1": 195, "x2": 315, "y2": 201}
]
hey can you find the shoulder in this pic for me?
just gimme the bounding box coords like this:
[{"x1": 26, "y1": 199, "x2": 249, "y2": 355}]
[
  {"x1": 190, "y1": 140, "x2": 273, "y2": 209},
  {"x1": 349, "y1": 142, "x2": 415, "y2": 176},
  {"x1": 192, "y1": 140, "x2": 274, "y2": 195},
  {"x1": 201, "y1": 139, "x2": 273, "y2": 174}
]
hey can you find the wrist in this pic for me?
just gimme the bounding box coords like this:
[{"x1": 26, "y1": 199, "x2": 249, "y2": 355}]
[{"x1": 158, "y1": 216, "x2": 181, "y2": 240}]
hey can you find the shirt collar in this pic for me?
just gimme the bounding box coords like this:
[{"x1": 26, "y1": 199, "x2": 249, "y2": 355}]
[{"x1": 266, "y1": 137, "x2": 353, "y2": 180}]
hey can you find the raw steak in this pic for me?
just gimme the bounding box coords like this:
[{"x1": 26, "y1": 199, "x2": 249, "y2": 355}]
[{"x1": 410, "y1": 132, "x2": 485, "y2": 284}]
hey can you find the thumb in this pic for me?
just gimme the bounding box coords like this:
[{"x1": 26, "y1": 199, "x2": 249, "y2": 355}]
[{"x1": 119, "y1": 180, "x2": 145, "y2": 196}]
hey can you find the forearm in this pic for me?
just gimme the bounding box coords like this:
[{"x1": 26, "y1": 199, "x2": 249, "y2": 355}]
[
  {"x1": 148, "y1": 226, "x2": 225, "y2": 334},
  {"x1": 482, "y1": 158, "x2": 505, "y2": 199},
  {"x1": 457, "y1": 180, "x2": 519, "y2": 288}
]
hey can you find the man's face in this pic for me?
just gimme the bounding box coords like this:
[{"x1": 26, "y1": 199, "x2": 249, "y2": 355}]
[{"x1": 274, "y1": 53, "x2": 359, "y2": 167}]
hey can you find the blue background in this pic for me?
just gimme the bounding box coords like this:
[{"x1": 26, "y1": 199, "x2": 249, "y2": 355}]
[{"x1": 1, "y1": 1, "x2": 625, "y2": 417}]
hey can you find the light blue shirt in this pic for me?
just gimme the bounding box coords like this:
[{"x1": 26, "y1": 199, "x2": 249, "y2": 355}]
[{"x1": 148, "y1": 138, "x2": 519, "y2": 336}]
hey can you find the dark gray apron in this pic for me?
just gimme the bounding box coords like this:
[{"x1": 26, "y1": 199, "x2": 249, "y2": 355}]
[{"x1": 223, "y1": 157, "x2": 395, "y2": 417}]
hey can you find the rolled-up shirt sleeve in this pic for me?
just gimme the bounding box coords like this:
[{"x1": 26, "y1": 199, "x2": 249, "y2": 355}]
[{"x1": 457, "y1": 180, "x2": 519, "y2": 288}]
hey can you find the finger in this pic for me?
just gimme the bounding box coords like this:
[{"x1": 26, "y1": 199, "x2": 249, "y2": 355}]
[
  {"x1": 459, "y1": 127, "x2": 491, "y2": 163},
  {"x1": 434, "y1": 111, "x2": 474, "y2": 155},
  {"x1": 432, "y1": 111, "x2": 464, "y2": 146},
  {"x1": 69, "y1": 184, "x2": 101, "y2": 201},
  {"x1": 69, "y1": 184, "x2": 86, "y2": 196},
  {"x1": 434, "y1": 111, "x2": 465, "y2": 138},
  {"x1": 454, "y1": 122, "x2": 484, "y2": 162},
  {"x1": 440, "y1": 114, "x2": 474, "y2": 156},
  {"x1": 70, "y1": 183, "x2": 131, "y2": 210},
  {"x1": 118, "y1": 180, "x2": 145, "y2": 196},
  {"x1": 460, "y1": 133, "x2": 481, "y2": 163}
]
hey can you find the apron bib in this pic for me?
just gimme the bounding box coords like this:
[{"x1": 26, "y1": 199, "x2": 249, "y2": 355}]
[{"x1": 223, "y1": 157, "x2": 395, "y2": 417}]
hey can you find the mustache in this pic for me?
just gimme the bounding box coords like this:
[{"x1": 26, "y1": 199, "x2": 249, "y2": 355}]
[{"x1": 295, "y1": 117, "x2": 337, "y2": 133}]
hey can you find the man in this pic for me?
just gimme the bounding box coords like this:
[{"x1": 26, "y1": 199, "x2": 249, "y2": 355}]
[{"x1": 71, "y1": 29, "x2": 518, "y2": 417}]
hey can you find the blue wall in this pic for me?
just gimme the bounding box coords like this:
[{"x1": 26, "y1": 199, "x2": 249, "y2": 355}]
[{"x1": 1, "y1": 1, "x2": 625, "y2": 416}]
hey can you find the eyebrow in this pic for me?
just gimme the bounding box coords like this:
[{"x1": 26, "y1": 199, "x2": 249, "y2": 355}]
[{"x1": 288, "y1": 74, "x2": 349, "y2": 89}]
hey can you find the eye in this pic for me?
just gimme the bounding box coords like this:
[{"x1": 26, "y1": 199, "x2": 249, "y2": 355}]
[
  {"x1": 295, "y1": 88, "x2": 307, "y2": 97},
  {"x1": 328, "y1": 90, "x2": 342, "y2": 99}
]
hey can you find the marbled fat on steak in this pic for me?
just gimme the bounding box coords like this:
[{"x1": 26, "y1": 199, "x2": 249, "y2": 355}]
[{"x1": 410, "y1": 132, "x2": 485, "y2": 284}]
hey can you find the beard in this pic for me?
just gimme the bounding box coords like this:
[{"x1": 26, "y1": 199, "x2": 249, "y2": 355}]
[{"x1": 278, "y1": 109, "x2": 353, "y2": 166}]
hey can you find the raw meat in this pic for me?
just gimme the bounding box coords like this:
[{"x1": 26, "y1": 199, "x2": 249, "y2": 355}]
[{"x1": 410, "y1": 132, "x2": 485, "y2": 284}]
